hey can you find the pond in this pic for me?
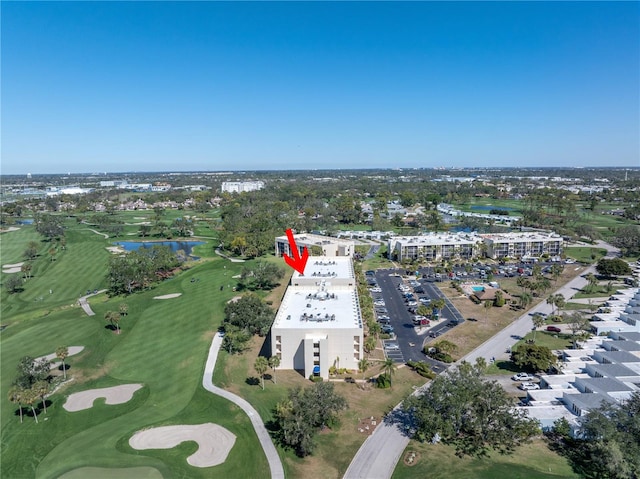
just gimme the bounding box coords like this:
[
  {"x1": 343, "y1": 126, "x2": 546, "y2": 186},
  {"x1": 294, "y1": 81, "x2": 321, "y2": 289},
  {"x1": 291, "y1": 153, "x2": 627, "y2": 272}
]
[
  {"x1": 114, "y1": 241, "x2": 205, "y2": 257},
  {"x1": 15, "y1": 219, "x2": 34, "y2": 225}
]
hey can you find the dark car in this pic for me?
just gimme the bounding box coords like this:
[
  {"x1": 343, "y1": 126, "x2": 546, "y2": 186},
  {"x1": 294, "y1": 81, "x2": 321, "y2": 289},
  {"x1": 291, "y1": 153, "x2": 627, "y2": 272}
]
[{"x1": 546, "y1": 326, "x2": 562, "y2": 333}]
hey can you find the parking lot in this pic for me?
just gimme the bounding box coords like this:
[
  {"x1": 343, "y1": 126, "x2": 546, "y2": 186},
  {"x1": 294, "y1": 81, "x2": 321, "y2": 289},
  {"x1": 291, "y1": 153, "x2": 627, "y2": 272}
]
[{"x1": 369, "y1": 269, "x2": 461, "y2": 373}]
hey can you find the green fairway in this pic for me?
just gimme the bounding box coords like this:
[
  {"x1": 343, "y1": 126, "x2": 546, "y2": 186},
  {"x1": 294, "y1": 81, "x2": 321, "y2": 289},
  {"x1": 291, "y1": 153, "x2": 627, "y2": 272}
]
[
  {"x1": 1, "y1": 222, "x2": 269, "y2": 478},
  {"x1": 564, "y1": 247, "x2": 607, "y2": 263}
]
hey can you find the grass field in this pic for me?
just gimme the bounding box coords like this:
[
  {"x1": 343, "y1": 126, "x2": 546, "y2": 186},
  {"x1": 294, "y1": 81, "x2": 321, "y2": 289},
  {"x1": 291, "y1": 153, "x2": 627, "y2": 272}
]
[
  {"x1": 392, "y1": 439, "x2": 580, "y2": 479},
  {"x1": 563, "y1": 247, "x2": 607, "y2": 263},
  {"x1": 1, "y1": 222, "x2": 270, "y2": 478}
]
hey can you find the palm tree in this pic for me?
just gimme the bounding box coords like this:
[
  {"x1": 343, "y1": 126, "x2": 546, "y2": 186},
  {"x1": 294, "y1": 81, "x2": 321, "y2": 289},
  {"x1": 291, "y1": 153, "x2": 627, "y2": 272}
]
[
  {"x1": 380, "y1": 358, "x2": 397, "y2": 388},
  {"x1": 484, "y1": 300, "x2": 493, "y2": 320},
  {"x1": 532, "y1": 314, "x2": 546, "y2": 342},
  {"x1": 56, "y1": 346, "x2": 69, "y2": 379},
  {"x1": 23, "y1": 388, "x2": 38, "y2": 423},
  {"x1": 519, "y1": 292, "x2": 533, "y2": 310},
  {"x1": 119, "y1": 303, "x2": 129, "y2": 316},
  {"x1": 49, "y1": 247, "x2": 57, "y2": 262},
  {"x1": 364, "y1": 336, "x2": 376, "y2": 354},
  {"x1": 551, "y1": 264, "x2": 563, "y2": 283},
  {"x1": 554, "y1": 294, "x2": 566, "y2": 315},
  {"x1": 585, "y1": 273, "x2": 598, "y2": 293},
  {"x1": 21, "y1": 262, "x2": 32, "y2": 280},
  {"x1": 254, "y1": 356, "x2": 269, "y2": 390},
  {"x1": 104, "y1": 311, "x2": 121, "y2": 334},
  {"x1": 268, "y1": 355, "x2": 280, "y2": 384},
  {"x1": 8, "y1": 386, "x2": 24, "y2": 423},
  {"x1": 358, "y1": 358, "x2": 369, "y2": 382},
  {"x1": 547, "y1": 294, "x2": 559, "y2": 316},
  {"x1": 33, "y1": 381, "x2": 49, "y2": 414}
]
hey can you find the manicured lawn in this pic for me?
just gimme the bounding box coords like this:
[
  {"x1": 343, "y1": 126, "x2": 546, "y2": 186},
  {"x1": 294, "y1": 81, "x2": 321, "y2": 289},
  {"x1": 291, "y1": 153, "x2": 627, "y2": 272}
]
[
  {"x1": 1, "y1": 224, "x2": 268, "y2": 478},
  {"x1": 392, "y1": 439, "x2": 580, "y2": 479},
  {"x1": 564, "y1": 247, "x2": 607, "y2": 263}
]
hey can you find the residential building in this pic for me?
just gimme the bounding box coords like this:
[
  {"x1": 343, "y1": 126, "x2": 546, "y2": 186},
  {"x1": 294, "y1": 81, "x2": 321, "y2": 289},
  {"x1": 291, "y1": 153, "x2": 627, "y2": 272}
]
[
  {"x1": 480, "y1": 232, "x2": 563, "y2": 259},
  {"x1": 275, "y1": 233, "x2": 355, "y2": 258},
  {"x1": 270, "y1": 257, "x2": 363, "y2": 380},
  {"x1": 221, "y1": 181, "x2": 265, "y2": 193},
  {"x1": 388, "y1": 232, "x2": 483, "y2": 262}
]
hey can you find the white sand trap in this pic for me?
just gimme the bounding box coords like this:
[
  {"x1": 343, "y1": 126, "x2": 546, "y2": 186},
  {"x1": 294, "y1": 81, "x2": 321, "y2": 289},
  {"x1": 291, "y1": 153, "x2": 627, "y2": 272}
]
[
  {"x1": 153, "y1": 293, "x2": 182, "y2": 299},
  {"x1": 36, "y1": 346, "x2": 85, "y2": 368},
  {"x1": 129, "y1": 423, "x2": 236, "y2": 468},
  {"x1": 227, "y1": 295, "x2": 242, "y2": 303},
  {"x1": 0, "y1": 226, "x2": 20, "y2": 233},
  {"x1": 106, "y1": 246, "x2": 126, "y2": 254},
  {"x1": 2, "y1": 267, "x2": 22, "y2": 273},
  {"x1": 64, "y1": 384, "x2": 143, "y2": 412},
  {"x1": 3, "y1": 262, "x2": 24, "y2": 268}
]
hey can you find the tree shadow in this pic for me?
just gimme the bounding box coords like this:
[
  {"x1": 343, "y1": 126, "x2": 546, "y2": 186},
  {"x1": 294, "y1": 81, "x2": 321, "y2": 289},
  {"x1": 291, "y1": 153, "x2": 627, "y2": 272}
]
[
  {"x1": 104, "y1": 325, "x2": 116, "y2": 331},
  {"x1": 245, "y1": 377, "x2": 259, "y2": 386},
  {"x1": 383, "y1": 406, "x2": 417, "y2": 439},
  {"x1": 493, "y1": 360, "x2": 520, "y2": 373},
  {"x1": 58, "y1": 363, "x2": 70, "y2": 372}
]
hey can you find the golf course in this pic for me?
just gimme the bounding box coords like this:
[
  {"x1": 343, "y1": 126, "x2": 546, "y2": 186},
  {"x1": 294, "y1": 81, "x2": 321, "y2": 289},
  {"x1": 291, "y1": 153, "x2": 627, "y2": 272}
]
[{"x1": 1, "y1": 218, "x2": 268, "y2": 478}]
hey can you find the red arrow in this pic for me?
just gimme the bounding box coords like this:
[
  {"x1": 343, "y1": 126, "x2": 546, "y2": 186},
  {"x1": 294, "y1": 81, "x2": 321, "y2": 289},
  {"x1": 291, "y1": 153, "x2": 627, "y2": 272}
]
[{"x1": 283, "y1": 229, "x2": 309, "y2": 274}]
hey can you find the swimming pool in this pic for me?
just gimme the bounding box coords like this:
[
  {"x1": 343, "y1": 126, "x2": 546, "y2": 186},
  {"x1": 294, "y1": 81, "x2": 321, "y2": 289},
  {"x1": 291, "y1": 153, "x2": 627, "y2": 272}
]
[{"x1": 472, "y1": 286, "x2": 485, "y2": 292}]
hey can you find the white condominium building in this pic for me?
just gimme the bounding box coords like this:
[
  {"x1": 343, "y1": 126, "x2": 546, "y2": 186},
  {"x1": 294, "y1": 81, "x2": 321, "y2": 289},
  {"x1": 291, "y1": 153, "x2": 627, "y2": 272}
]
[
  {"x1": 480, "y1": 232, "x2": 563, "y2": 259},
  {"x1": 275, "y1": 233, "x2": 355, "y2": 258},
  {"x1": 221, "y1": 181, "x2": 265, "y2": 193},
  {"x1": 270, "y1": 257, "x2": 363, "y2": 380},
  {"x1": 388, "y1": 233, "x2": 483, "y2": 262}
]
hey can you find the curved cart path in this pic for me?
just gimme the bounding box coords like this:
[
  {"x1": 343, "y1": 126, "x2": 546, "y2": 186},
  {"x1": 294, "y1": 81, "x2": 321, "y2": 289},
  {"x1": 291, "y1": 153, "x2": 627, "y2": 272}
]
[
  {"x1": 202, "y1": 333, "x2": 284, "y2": 479},
  {"x1": 78, "y1": 290, "x2": 108, "y2": 316}
]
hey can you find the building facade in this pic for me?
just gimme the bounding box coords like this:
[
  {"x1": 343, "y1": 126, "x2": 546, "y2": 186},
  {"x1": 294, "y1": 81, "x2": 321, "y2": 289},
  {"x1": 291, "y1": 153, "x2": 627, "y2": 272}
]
[
  {"x1": 270, "y1": 257, "x2": 363, "y2": 379},
  {"x1": 480, "y1": 232, "x2": 563, "y2": 259},
  {"x1": 275, "y1": 233, "x2": 355, "y2": 258},
  {"x1": 221, "y1": 181, "x2": 265, "y2": 193}
]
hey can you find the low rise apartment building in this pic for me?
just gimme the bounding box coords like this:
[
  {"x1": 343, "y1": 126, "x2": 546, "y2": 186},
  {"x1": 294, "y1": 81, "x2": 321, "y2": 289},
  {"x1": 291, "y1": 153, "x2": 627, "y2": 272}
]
[
  {"x1": 270, "y1": 257, "x2": 363, "y2": 380},
  {"x1": 480, "y1": 232, "x2": 563, "y2": 259},
  {"x1": 275, "y1": 233, "x2": 355, "y2": 258}
]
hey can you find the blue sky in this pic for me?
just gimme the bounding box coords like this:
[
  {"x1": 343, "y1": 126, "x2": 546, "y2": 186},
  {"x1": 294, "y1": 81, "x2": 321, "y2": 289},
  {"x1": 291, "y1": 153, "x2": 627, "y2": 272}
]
[{"x1": 2, "y1": 1, "x2": 638, "y2": 174}]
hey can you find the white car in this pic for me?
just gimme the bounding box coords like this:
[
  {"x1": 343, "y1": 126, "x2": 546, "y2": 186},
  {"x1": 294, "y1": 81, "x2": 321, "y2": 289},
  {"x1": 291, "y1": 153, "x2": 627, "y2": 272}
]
[
  {"x1": 512, "y1": 373, "x2": 535, "y2": 381},
  {"x1": 384, "y1": 342, "x2": 400, "y2": 351},
  {"x1": 519, "y1": 382, "x2": 540, "y2": 391}
]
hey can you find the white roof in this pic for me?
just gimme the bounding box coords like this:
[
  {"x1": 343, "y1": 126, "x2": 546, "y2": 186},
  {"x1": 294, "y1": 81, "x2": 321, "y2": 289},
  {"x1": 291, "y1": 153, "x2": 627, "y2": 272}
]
[
  {"x1": 391, "y1": 232, "x2": 482, "y2": 247},
  {"x1": 272, "y1": 285, "x2": 362, "y2": 330},
  {"x1": 480, "y1": 232, "x2": 563, "y2": 243},
  {"x1": 293, "y1": 257, "x2": 354, "y2": 281}
]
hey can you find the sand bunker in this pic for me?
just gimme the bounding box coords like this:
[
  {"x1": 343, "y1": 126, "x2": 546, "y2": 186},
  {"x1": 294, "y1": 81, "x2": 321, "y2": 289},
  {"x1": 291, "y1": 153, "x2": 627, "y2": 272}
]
[
  {"x1": 129, "y1": 423, "x2": 236, "y2": 468},
  {"x1": 153, "y1": 293, "x2": 182, "y2": 299},
  {"x1": 0, "y1": 226, "x2": 20, "y2": 233},
  {"x1": 64, "y1": 384, "x2": 143, "y2": 412},
  {"x1": 36, "y1": 345, "x2": 85, "y2": 368},
  {"x1": 2, "y1": 261, "x2": 24, "y2": 274},
  {"x1": 106, "y1": 246, "x2": 125, "y2": 254}
]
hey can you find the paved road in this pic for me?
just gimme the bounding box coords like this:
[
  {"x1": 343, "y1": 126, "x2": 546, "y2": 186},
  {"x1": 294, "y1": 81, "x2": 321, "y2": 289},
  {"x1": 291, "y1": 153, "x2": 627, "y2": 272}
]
[
  {"x1": 202, "y1": 333, "x2": 285, "y2": 479},
  {"x1": 78, "y1": 289, "x2": 108, "y2": 316}
]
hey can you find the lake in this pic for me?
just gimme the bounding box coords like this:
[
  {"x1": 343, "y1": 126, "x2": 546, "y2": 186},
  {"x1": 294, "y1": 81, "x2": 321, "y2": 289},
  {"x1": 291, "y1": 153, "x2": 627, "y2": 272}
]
[{"x1": 114, "y1": 241, "x2": 205, "y2": 257}]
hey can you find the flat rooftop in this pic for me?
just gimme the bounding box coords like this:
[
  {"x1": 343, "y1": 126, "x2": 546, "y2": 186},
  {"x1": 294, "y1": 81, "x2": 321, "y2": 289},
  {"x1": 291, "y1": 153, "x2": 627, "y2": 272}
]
[
  {"x1": 480, "y1": 232, "x2": 562, "y2": 242},
  {"x1": 293, "y1": 256, "x2": 354, "y2": 281},
  {"x1": 272, "y1": 285, "x2": 362, "y2": 330},
  {"x1": 275, "y1": 233, "x2": 355, "y2": 247},
  {"x1": 391, "y1": 232, "x2": 482, "y2": 246}
]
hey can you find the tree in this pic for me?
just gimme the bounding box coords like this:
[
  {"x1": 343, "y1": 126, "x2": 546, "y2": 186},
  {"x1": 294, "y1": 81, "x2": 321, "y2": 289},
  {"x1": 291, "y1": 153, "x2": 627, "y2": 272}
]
[
  {"x1": 483, "y1": 299, "x2": 493, "y2": 320},
  {"x1": 405, "y1": 361, "x2": 538, "y2": 457},
  {"x1": 379, "y1": 358, "x2": 397, "y2": 388},
  {"x1": 21, "y1": 262, "x2": 32, "y2": 280},
  {"x1": 8, "y1": 386, "x2": 24, "y2": 423},
  {"x1": 585, "y1": 272, "x2": 598, "y2": 293},
  {"x1": 24, "y1": 240, "x2": 38, "y2": 260},
  {"x1": 532, "y1": 314, "x2": 546, "y2": 342},
  {"x1": 519, "y1": 292, "x2": 533, "y2": 310},
  {"x1": 56, "y1": 346, "x2": 69, "y2": 379},
  {"x1": 269, "y1": 355, "x2": 280, "y2": 384},
  {"x1": 610, "y1": 225, "x2": 640, "y2": 257},
  {"x1": 22, "y1": 388, "x2": 39, "y2": 423},
  {"x1": 35, "y1": 214, "x2": 64, "y2": 240},
  {"x1": 239, "y1": 261, "x2": 285, "y2": 290},
  {"x1": 494, "y1": 290, "x2": 505, "y2": 307},
  {"x1": 358, "y1": 358, "x2": 369, "y2": 382},
  {"x1": 33, "y1": 380, "x2": 49, "y2": 414},
  {"x1": 511, "y1": 343, "x2": 557, "y2": 373},
  {"x1": 566, "y1": 312, "x2": 590, "y2": 349},
  {"x1": 273, "y1": 382, "x2": 347, "y2": 456},
  {"x1": 104, "y1": 311, "x2": 121, "y2": 334},
  {"x1": 119, "y1": 303, "x2": 129, "y2": 316},
  {"x1": 596, "y1": 258, "x2": 632, "y2": 277},
  {"x1": 364, "y1": 336, "x2": 377, "y2": 354},
  {"x1": 425, "y1": 340, "x2": 457, "y2": 363},
  {"x1": 48, "y1": 247, "x2": 57, "y2": 262},
  {"x1": 13, "y1": 356, "x2": 50, "y2": 390},
  {"x1": 5, "y1": 275, "x2": 23, "y2": 294},
  {"x1": 221, "y1": 325, "x2": 251, "y2": 354},
  {"x1": 254, "y1": 356, "x2": 269, "y2": 390},
  {"x1": 223, "y1": 294, "x2": 274, "y2": 337}
]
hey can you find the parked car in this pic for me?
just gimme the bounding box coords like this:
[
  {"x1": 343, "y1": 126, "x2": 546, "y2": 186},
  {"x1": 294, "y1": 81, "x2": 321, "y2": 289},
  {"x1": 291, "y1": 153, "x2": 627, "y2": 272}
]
[
  {"x1": 546, "y1": 326, "x2": 562, "y2": 333},
  {"x1": 519, "y1": 382, "x2": 540, "y2": 390},
  {"x1": 512, "y1": 372, "x2": 535, "y2": 381},
  {"x1": 381, "y1": 325, "x2": 394, "y2": 334},
  {"x1": 384, "y1": 342, "x2": 400, "y2": 351}
]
